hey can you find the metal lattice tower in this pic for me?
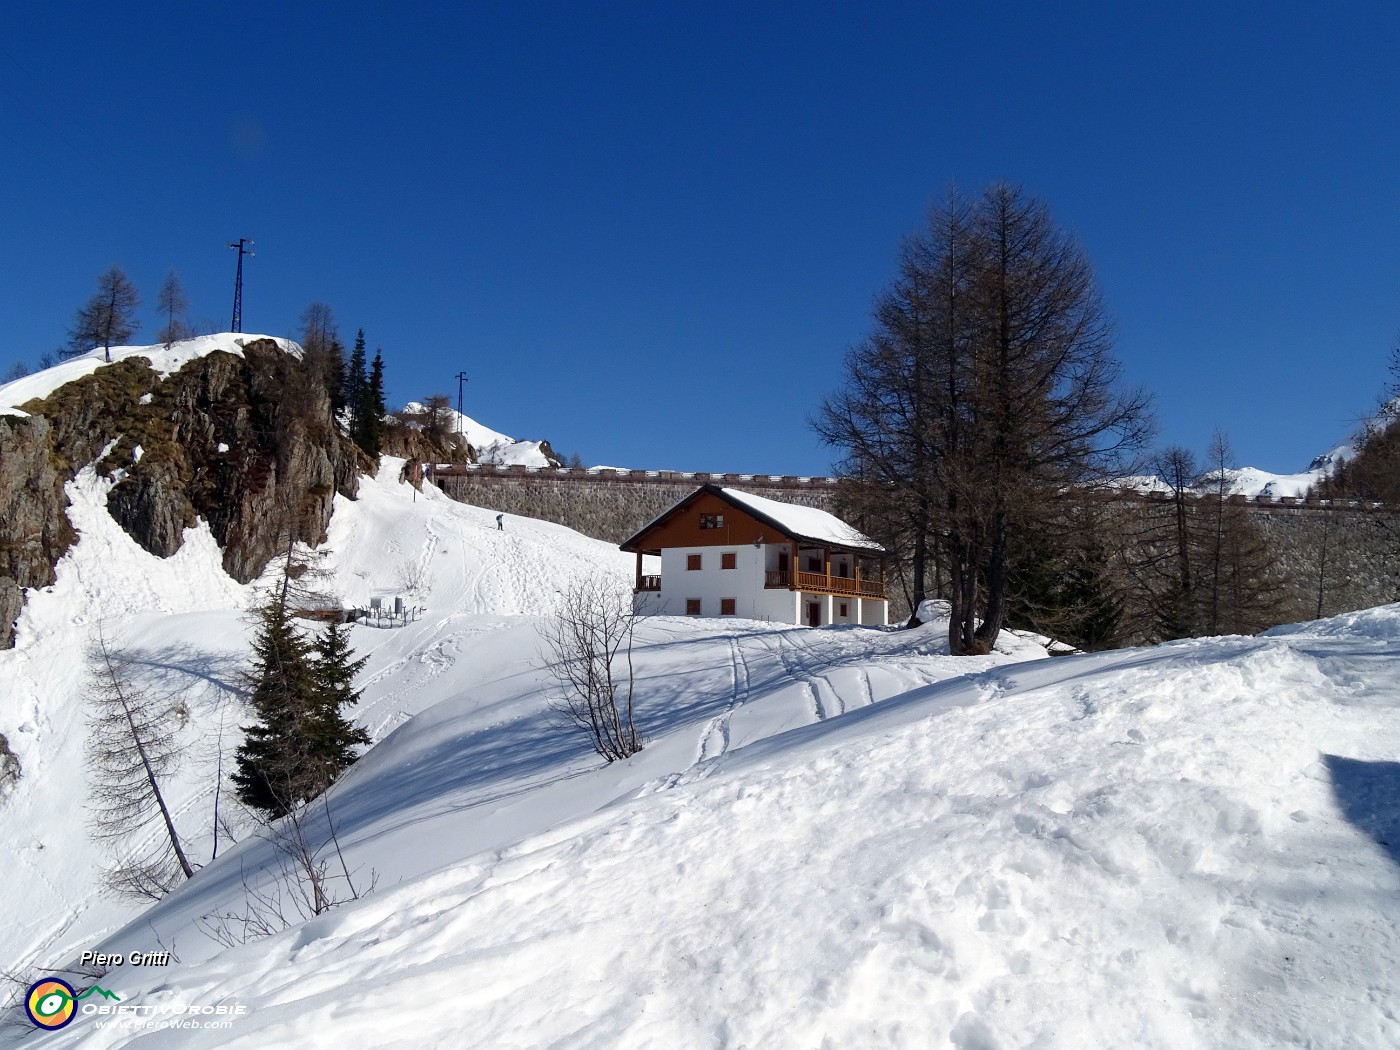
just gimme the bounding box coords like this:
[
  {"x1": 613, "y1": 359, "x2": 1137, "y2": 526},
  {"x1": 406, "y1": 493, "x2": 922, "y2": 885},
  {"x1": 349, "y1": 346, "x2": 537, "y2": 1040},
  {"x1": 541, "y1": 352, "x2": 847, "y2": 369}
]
[
  {"x1": 456, "y1": 371, "x2": 469, "y2": 437},
  {"x1": 227, "y1": 238, "x2": 253, "y2": 332}
]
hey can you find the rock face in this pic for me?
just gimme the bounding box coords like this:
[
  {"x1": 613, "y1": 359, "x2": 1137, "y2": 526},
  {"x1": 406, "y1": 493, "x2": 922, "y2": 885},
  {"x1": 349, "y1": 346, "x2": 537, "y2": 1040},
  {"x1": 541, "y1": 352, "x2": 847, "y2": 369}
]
[
  {"x1": 0, "y1": 414, "x2": 75, "y2": 648},
  {"x1": 381, "y1": 417, "x2": 475, "y2": 469},
  {"x1": 0, "y1": 339, "x2": 364, "y2": 647},
  {"x1": 0, "y1": 731, "x2": 19, "y2": 800}
]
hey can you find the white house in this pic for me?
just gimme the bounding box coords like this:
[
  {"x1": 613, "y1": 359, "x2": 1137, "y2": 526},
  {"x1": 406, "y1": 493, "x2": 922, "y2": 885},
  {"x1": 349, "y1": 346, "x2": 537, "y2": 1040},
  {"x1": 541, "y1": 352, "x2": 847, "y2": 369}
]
[{"x1": 619, "y1": 485, "x2": 888, "y2": 627}]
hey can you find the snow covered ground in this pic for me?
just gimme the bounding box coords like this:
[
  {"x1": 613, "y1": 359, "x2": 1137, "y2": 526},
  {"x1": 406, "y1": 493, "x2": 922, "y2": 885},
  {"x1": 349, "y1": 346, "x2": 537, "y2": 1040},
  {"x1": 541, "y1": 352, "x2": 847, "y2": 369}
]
[{"x1": 3, "y1": 423, "x2": 1400, "y2": 1045}]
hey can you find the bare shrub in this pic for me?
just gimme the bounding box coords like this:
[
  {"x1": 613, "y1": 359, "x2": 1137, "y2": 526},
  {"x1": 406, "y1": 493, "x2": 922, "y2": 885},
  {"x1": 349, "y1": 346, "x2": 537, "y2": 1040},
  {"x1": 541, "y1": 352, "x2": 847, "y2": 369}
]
[
  {"x1": 199, "y1": 793, "x2": 375, "y2": 946},
  {"x1": 395, "y1": 556, "x2": 431, "y2": 599},
  {"x1": 541, "y1": 575, "x2": 642, "y2": 762}
]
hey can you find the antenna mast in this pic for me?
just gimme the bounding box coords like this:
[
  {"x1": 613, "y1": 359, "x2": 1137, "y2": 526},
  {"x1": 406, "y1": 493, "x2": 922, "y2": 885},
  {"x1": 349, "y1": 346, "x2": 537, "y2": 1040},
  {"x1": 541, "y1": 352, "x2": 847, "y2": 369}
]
[
  {"x1": 455, "y1": 370, "x2": 469, "y2": 438},
  {"x1": 227, "y1": 238, "x2": 254, "y2": 332}
]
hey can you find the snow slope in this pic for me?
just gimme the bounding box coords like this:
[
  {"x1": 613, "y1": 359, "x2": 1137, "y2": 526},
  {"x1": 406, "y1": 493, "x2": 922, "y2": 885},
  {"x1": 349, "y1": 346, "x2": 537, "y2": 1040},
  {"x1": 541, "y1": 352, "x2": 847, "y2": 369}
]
[
  {"x1": 0, "y1": 452, "x2": 1027, "y2": 979},
  {"x1": 0, "y1": 458, "x2": 650, "y2": 979},
  {"x1": 1212, "y1": 434, "x2": 1356, "y2": 498},
  {"x1": 14, "y1": 603, "x2": 1400, "y2": 1048},
  {"x1": 4, "y1": 430, "x2": 1400, "y2": 1046}
]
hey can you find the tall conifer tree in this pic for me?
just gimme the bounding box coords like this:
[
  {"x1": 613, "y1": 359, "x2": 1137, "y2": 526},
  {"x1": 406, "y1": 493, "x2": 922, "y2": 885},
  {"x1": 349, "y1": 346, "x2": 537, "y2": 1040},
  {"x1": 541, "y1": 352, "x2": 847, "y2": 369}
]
[
  {"x1": 232, "y1": 594, "x2": 322, "y2": 817},
  {"x1": 344, "y1": 328, "x2": 368, "y2": 437},
  {"x1": 355, "y1": 348, "x2": 386, "y2": 457}
]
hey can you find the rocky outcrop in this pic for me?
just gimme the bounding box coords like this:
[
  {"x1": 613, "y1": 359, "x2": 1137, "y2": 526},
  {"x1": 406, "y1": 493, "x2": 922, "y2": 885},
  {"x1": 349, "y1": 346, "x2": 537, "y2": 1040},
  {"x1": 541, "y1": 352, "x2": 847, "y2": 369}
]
[
  {"x1": 0, "y1": 731, "x2": 19, "y2": 800},
  {"x1": 0, "y1": 339, "x2": 364, "y2": 646},
  {"x1": 382, "y1": 415, "x2": 475, "y2": 466},
  {"x1": 95, "y1": 340, "x2": 362, "y2": 582},
  {"x1": 0, "y1": 414, "x2": 76, "y2": 648}
]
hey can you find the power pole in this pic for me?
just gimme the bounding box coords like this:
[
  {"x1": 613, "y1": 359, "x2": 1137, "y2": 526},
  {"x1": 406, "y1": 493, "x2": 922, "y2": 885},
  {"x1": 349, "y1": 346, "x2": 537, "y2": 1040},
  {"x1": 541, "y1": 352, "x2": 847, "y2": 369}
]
[
  {"x1": 227, "y1": 238, "x2": 254, "y2": 332},
  {"x1": 455, "y1": 370, "x2": 469, "y2": 438}
]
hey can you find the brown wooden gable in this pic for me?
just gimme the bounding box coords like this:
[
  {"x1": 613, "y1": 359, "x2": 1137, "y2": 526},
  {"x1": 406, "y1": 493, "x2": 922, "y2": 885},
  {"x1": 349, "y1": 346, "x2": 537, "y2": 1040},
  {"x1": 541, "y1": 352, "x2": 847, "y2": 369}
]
[
  {"x1": 621, "y1": 488, "x2": 779, "y2": 555},
  {"x1": 620, "y1": 484, "x2": 883, "y2": 558}
]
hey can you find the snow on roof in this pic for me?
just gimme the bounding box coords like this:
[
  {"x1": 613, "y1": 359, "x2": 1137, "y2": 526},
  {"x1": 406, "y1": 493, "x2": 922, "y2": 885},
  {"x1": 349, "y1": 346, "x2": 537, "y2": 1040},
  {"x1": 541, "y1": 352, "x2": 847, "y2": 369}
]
[
  {"x1": 719, "y1": 486, "x2": 883, "y2": 551},
  {"x1": 0, "y1": 333, "x2": 293, "y2": 414}
]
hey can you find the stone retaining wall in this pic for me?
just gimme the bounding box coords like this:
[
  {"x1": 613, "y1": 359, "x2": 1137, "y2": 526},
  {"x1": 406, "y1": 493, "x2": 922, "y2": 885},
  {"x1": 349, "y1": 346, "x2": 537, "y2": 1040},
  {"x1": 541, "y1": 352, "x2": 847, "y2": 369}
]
[{"x1": 435, "y1": 468, "x2": 1399, "y2": 632}]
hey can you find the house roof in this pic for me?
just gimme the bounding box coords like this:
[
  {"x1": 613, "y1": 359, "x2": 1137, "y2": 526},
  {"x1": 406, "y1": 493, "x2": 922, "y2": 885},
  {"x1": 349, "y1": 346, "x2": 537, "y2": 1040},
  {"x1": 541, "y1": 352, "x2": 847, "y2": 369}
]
[{"x1": 619, "y1": 484, "x2": 885, "y2": 554}]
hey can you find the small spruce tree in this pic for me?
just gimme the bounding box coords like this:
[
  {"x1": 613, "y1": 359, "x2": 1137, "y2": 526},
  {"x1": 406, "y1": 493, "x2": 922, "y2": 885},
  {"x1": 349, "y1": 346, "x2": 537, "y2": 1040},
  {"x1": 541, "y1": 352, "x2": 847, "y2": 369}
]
[
  {"x1": 307, "y1": 621, "x2": 371, "y2": 777},
  {"x1": 234, "y1": 562, "x2": 370, "y2": 819},
  {"x1": 232, "y1": 594, "x2": 322, "y2": 817}
]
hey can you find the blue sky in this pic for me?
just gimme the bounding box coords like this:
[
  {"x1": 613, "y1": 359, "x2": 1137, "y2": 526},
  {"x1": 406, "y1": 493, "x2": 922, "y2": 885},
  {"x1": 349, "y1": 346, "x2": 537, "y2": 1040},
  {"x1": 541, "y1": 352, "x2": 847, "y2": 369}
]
[{"x1": 3, "y1": 3, "x2": 1398, "y2": 475}]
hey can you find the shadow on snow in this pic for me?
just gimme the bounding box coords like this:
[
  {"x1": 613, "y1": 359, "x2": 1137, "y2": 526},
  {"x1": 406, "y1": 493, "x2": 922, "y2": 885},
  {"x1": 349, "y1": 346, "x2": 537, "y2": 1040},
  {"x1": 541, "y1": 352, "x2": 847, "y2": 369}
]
[{"x1": 1324, "y1": 754, "x2": 1400, "y2": 869}]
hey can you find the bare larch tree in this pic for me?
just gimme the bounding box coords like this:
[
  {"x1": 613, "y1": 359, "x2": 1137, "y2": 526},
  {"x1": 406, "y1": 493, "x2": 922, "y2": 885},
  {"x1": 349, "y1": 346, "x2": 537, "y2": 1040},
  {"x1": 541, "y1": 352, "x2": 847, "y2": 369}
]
[
  {"x1": 69, "y1": 267, "x2": 140, "y2": 362},
  {"x1": 156, "y1": 270, "x2": 192, "y2": 348},
  {"x1": 85, "y1": 625, "x2": 195, "y2": 900},
  {"x1": 817, "y1": 184, "x2": 1153, "y2": 654}
]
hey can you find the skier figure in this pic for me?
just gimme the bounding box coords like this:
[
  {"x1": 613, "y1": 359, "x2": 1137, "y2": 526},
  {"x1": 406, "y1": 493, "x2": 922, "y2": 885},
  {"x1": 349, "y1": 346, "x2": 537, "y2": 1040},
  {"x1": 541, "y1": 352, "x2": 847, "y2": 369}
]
[{"x1": 496, "y1": 513, "x2": 504, "y2": 531}]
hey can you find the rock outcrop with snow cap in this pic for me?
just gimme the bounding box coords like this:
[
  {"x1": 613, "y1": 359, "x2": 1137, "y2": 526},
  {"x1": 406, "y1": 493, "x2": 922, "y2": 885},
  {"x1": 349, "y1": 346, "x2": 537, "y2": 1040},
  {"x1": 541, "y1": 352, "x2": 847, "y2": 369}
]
[{"x1": 0, "y1": 336, "x2": 362, "y2": 646}]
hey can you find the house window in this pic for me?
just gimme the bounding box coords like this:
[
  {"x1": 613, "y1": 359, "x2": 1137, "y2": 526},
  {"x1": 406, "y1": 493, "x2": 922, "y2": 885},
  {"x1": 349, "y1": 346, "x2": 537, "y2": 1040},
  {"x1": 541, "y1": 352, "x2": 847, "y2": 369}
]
[
  {"x1": 806, "y1": 557, "x2": 821, "y2": 572},
  {"x1": 721, "y1": 598, "x2": 736, "y2": 615},
  {"x1": 687, "y1": 553, "x2": 702, "y2": 570},
  {"x1": 839, "y1": 603, "x2": 848, "y2": 617},
  {"x1": 686, "y1": 598, "x2": 702, "y2": 615},
  {"x1": 700, "y1": 514, "x2": 724, "y2": 529},
  {"x1": 721, "y1": 552, "x2": 737, "y2": 570}
]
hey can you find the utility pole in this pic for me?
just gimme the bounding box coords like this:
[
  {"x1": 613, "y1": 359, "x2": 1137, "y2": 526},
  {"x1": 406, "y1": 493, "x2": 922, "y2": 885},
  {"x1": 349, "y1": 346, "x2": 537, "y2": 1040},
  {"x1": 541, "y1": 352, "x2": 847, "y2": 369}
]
[
  {"x1": 455, "y1": 370, "x2": 469, "y2": 438},
  {"x1": 227, "y1": 238, "x2": 254, "y2": 332}
]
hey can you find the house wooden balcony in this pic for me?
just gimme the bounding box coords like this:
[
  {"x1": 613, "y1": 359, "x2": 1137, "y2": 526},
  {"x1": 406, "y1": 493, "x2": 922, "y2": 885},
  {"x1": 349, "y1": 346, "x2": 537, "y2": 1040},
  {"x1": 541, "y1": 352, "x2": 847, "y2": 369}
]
[
  {"x1": 637, "y1": 571, "x2": 886, "y2": 600},
  {"x1": 767, "y1": 570, "x2": 885, "y2": 600}
]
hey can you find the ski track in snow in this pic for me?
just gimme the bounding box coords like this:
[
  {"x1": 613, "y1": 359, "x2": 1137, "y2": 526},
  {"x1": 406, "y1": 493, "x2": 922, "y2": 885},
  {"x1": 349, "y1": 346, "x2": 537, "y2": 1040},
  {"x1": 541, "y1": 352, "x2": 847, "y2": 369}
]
[{"x1": 694, "y1": 633, "x2": 752, "y2": 767}]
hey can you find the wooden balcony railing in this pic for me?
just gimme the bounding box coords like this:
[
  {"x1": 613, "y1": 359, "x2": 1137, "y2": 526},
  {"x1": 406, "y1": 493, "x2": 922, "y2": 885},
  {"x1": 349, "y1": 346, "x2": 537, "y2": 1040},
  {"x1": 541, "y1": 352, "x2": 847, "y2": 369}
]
[
  {"x1": 795, "y1": 570, "x2": 885, "y2": 599},
  {"x1": 647, "y1": 570, "x2": 885, "y2": 599}
]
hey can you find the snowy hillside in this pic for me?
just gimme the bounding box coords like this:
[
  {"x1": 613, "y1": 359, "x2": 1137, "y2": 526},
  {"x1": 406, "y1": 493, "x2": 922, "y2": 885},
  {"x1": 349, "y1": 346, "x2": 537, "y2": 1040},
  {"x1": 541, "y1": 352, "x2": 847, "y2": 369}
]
[
  {"x1": 3, "y1": 354, "x2": 1399, "y2": 1046},
  {"x1": 2, "y1": 467, "x2": 1398, "y2": 1046},
  {"x1": 1128, "y1": 428, "x2": 1367, "y2": 500},
  {"x1": 0, "y1": 457, "x2": 652, "y2": 983},
  {"x1": 399, "y1": 400, "x2": 558, "y2": 467}
]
